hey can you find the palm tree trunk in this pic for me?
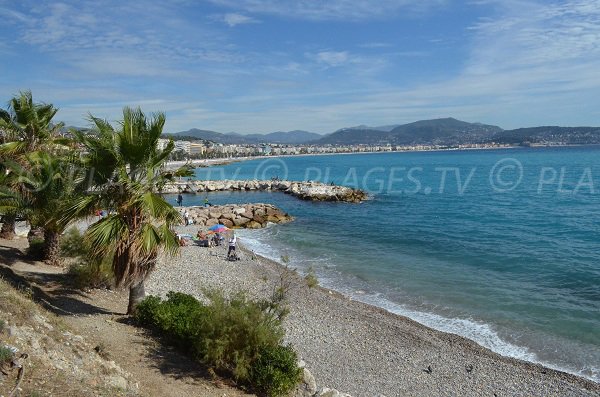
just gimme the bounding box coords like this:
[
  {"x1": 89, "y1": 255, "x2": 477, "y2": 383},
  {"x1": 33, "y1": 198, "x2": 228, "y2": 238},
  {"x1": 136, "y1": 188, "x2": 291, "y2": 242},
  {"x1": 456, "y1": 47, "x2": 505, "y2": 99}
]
[
  {"x1": 127, "y1": 279, "x2": 146, "y2": 314},
  {"x1": 43, "y1": 230, "x2": 62, "y2": 266},
  {"x1": 0, "y1": 215, "x2": 16, "y2": 240}
]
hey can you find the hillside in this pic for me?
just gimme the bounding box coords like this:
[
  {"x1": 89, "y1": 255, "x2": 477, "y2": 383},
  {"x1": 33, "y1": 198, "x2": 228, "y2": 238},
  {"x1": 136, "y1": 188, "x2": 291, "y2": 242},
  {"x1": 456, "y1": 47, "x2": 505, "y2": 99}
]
[
  {"x1": 316, "y1": 128, "x2": 388, "y2": 145},
  {"x1": 389, "y1": 118, "x2": 502, "y2": 145},
  {"x1": 491, "y1": 126, "x2": 600, "y2": 145},
  {"x1": 316, "y1": 118, "x2": 502, "y2": 145}
]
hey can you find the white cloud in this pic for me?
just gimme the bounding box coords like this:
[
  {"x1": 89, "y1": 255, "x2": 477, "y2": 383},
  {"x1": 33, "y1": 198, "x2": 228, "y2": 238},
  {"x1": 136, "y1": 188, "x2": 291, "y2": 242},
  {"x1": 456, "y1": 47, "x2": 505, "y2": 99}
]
[
  {"x1": 313, "y1": 51, "x2": 349, "y2": 67},
  {"x1": 222, "y1": 12, "x2": 259, "y2": 27},
  {"x1": 206, "y1": 0, "x2": 447, "y2": 21}
]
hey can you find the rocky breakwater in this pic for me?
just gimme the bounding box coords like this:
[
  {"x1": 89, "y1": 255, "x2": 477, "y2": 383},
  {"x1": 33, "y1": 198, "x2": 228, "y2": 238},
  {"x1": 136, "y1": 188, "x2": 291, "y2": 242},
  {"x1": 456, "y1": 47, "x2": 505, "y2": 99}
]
[
  {"x1": 165, "y1": 180, "x2": 368, "y2": 203},
  {"x1": 184, "y1": 203, "x2": 293, "y2": 229}
]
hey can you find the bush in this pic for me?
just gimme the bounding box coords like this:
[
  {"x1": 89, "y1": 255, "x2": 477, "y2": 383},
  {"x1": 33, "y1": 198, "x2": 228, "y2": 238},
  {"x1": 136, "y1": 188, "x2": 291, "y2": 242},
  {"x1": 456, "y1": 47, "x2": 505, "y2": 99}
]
[
  {"x1": 304, "y1": 266, "x2": 318, "y2": 289},
  {"x1": 0, "y1": 345, "x2": 14, "y2": 365},
  {"x1": 62, "y1": 227, "x2": 115, "y2": 289},
  {"x1": 134, "y1": 290, "x2": 301, "y2": 396},
  {"x1": 250, "y1": 344, "x2": 302, "y2": 397},
  {"x1": 67, "y1": 257, "x2": 114, "y2": 289},
  {"x1": 60, "y1": 227, "x2": 88, "y2": 258}
]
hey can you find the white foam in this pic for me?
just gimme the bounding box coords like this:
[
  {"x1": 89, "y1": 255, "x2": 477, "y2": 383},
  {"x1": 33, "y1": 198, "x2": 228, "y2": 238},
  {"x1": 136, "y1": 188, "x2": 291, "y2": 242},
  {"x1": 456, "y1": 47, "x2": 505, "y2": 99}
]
[{"x1": 236, "y1": 229, "x2": 599, "y2": 383}]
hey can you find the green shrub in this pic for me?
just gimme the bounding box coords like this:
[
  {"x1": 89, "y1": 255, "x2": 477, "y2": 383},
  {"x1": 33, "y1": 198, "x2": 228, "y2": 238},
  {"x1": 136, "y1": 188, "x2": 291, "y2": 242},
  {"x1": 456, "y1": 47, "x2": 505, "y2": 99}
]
[
  {"x1": 0, "y1": 345, "x2": 14, "y2": 364},
  {"x1": 60, "y1": 227, "x2": 87, "y2": 258},
  {"x1": 304, "y1": 266, "x2": 318, "y2": 289},
  {"x1": 62, "y1": 227, "x2": 115, "y2": 289},
  {"x1": 67, "y1": 257, "x2": 114, "y2": 289},
  {"x1": 250, "y1": 344, "x2": 302, "y2": 397},
  {"x1": 134, "y1": 290, "x2": 301, "y2": 395}
]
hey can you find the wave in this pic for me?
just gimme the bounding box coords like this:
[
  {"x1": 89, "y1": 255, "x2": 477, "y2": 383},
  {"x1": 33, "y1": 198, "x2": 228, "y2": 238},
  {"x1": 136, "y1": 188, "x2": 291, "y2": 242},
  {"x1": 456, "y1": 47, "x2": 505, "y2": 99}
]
[{"x1": 237, "y1": 229, "x2": 599, "y2": 383}]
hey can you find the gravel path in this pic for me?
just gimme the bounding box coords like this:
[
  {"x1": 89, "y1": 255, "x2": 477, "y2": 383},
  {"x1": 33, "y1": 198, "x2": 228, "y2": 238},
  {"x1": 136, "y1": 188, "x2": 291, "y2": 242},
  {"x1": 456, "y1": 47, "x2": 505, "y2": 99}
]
[{"x1": 146, "y1": 225, "x2": 600, "y2": 397}]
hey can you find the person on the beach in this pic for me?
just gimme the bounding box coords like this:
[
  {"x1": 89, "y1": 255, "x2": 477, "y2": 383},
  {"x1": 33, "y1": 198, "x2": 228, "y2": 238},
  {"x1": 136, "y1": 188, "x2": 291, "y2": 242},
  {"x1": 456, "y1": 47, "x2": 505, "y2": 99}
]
[
  {"x1": 228, "y1": 233, "x2": 237, "y2": 259},
  {"x1": 204, "y1": 196, "x2": 210, "y2": 207},
  {"x1": 184, "y1": 210, "x2": 190, "y2": 226},
  {"x1": 176, "y1": 193, "x2": 183, "y2": 206}
]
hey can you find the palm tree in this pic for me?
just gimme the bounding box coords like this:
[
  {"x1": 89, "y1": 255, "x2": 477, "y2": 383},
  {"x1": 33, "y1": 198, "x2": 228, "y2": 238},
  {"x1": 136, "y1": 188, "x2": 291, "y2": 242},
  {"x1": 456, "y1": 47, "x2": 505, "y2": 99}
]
[
  {"x1": 0, "y1": 151, "x2": 82, "y2": 265},
  {"x1": 0, "y1": 91, "x2": 65, "y2": 240},
  {"x1": 68, "y1": 107, "x2": 192, "y2": 313}
]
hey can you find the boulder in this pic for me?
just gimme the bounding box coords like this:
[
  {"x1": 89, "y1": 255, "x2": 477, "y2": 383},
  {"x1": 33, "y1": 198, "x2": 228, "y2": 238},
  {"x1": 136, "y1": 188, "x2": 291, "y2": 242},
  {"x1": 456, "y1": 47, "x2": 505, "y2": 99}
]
[
  {"x1": 220, "y1": 212, "x2": 235, "y2": 221},
  {"x1": 208, "y1": 210, "x2": 222, "y2": 219},
  {"x1": 233, "y1": 216, "x2": 251, "y2": 227},
  {"x1": 293, "y1": 367, "x2": 318, "y2": 397},
  {"x1": 205, "y1": 218, "x2": 219, "y2": 227},
  {"x1": 219, "y1": 218, "x2": 234, "y2": 228},
  {"x1": 246, "y1": 220, "x2": 263, "y2": 229}
]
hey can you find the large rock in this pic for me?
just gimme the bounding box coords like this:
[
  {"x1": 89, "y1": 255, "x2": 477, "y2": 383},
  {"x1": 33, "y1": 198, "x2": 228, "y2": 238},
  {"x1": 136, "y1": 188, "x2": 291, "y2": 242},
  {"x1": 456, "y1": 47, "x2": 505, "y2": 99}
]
[
  {"x1": 292, "y1": 367, "x2": 317, "y2": 397},
  {"x1": 205, "y1": 218, "x2": 219, "y2": 227},
  {"x1": 233, "y1": 216, "x2": 251, "y2": 227},
  {"x1": 219, "y1": 218, "x2": 234, "y2": 228},
  {"x1": 246, "y1": 220, "x2": 263, "y2": 229}
]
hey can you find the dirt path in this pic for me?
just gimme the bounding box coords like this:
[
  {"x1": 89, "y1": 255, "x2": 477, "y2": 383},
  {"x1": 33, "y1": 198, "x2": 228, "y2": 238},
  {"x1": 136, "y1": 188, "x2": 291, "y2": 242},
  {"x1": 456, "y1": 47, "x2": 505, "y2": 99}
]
[{"x1": 0, "y1": 237, "x2": 253, "y2": 397}]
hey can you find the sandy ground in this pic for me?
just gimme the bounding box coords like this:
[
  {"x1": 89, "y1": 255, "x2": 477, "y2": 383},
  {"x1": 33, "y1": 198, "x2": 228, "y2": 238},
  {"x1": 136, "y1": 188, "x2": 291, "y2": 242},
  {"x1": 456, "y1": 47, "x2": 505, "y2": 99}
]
[{"x1": 146, "y1": 224, "x2": 600, "y2": 397}]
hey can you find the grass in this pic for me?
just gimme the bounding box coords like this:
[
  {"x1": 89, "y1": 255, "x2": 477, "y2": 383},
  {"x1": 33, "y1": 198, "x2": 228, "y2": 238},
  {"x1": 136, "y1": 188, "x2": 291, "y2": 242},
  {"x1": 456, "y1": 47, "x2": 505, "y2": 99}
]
[
  {"x1": 0, "y1": 345, "x2": 14, "y2": 364},
  {"x1": 304, "y1": 266, "x2": 318, "y2": 289}
]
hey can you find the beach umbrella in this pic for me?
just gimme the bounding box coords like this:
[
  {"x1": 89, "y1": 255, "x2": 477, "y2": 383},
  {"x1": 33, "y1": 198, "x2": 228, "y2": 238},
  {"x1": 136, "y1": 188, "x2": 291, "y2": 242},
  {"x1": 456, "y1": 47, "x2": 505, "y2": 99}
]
[{"x1": 207, "y1": 224, "x2": 229, "y2": 233}]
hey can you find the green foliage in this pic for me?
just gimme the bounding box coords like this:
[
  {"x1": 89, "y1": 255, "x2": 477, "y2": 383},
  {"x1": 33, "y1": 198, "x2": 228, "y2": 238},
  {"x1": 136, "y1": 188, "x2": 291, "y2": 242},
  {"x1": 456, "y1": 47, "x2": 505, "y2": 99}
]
[
  {"x1": 67, "y1": 258, "x2": 114, "y2": 289},
  {"x1": 0, "y1": 319, "x2": 5, "y2": 332},
  {"x1": 250, "y1": 344, "x2": 302, "y2": 397},
  {"x1": 134, "y1": 290, "x2": 301, "y2": 396},
  {"x1": 60, "y1": 227, "x2": 88, "y2": 258},
  {"x1": 63, "y1": 227, "x2": 115, "y2": 289},
  {"x1": 0, "y1": 345, "x2": 14, "y2": 364},
  {"x1": 304, "y1": 266, "x2": 318, "y2": 289}
]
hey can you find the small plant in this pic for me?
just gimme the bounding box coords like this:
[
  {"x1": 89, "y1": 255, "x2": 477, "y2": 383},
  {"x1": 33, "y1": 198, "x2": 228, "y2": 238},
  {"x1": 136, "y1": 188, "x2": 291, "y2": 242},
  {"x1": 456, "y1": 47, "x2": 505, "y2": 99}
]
[
  {"x1": 94, "y1": 343, "x2": 109, "y2": 360},
  {"x1": 250, "y1": 344, "x2": 302, "y2": 397},
  {"x1": 62, "y1": 226, "x2": 115, "y2": 289},
  {"x1": 67, "y1": 257, "x2": 114, "y2": 289},
  {"x1": 60, "y1": 227, "x2": 88, "y2": 258},
  {"x1": 0, "y1": 319, "x2": 5, "y2": 332},
  {"x1": 0, "y1": 345, "x2": 14, "y2": 364},
  {"x1": 304, "y1": 266, "x2": 318, "y2": 289}
]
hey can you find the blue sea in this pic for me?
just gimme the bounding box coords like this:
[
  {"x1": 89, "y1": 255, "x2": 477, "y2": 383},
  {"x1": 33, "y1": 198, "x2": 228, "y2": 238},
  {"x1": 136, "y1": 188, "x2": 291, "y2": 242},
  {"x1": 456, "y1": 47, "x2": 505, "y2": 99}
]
[{"x1": 167, "y1": 146, "x2": 600, "y2": 382}]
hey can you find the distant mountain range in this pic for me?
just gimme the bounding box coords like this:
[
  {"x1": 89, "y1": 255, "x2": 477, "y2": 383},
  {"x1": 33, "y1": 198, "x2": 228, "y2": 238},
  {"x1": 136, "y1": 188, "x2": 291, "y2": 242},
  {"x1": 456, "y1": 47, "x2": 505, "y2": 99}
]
[{"x1": 169, "y1": 118, "x2": 600, "y2": 146}]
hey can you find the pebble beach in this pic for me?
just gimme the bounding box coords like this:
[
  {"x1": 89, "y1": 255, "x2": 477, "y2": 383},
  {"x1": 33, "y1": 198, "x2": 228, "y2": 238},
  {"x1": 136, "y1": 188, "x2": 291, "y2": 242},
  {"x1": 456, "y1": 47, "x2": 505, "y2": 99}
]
[{"x1": 146, "y1": 224, "x2": 600, "y2": 397}]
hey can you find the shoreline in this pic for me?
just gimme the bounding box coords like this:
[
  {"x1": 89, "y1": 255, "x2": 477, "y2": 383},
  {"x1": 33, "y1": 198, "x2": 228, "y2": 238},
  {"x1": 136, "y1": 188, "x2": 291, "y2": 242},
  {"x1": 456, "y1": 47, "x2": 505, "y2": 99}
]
[
  {"x1": 165, "y1": 143, "x2": 600, "y2": 170},
  {"x1": 146, "y1": 224, "x2": 600, "y2": 396},
  {"x1": 236, "y1": 232, "x2": 599, "y2": 385}
]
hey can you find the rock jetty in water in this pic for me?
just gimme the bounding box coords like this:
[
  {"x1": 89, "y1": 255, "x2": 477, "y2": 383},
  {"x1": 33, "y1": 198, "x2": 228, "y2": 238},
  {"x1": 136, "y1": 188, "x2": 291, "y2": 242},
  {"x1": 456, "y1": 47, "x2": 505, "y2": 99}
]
[
  {"x1": 164, "y1": 180, "x2": 368, "y2": 203},
  {"x1": 182, "y1": 203, "x2": 292, "y2": 229}
]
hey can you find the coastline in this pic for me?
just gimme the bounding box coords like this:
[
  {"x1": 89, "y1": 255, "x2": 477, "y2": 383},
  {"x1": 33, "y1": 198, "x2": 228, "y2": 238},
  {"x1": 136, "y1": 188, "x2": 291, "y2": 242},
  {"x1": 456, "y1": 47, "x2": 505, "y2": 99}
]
[
  {"x1": 146, "y1": 224, "x2": 600, "y2": 396},
  {"x1": 165, "y1": 143, "x2": 600, "y2": 170}
]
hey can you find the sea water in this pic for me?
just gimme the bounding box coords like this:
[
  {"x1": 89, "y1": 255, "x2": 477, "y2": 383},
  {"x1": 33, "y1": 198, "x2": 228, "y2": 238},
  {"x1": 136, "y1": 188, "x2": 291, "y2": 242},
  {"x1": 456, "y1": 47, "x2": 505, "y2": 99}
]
[{"x1": 167, "y1": 146, "x2": 600, "y2": 382}]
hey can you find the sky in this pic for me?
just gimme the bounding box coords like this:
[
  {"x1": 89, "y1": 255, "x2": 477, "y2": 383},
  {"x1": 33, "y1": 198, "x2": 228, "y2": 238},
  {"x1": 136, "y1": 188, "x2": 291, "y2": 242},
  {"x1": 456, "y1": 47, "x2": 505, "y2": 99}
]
[{"x1": 1, "y1": 0, "x2": 600, "y2": 134}]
